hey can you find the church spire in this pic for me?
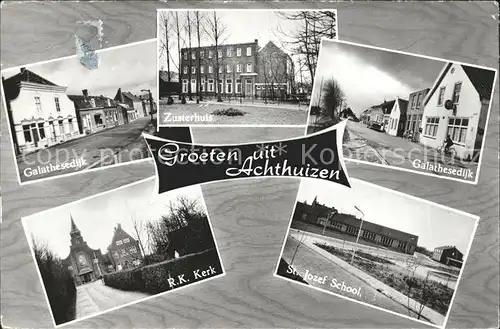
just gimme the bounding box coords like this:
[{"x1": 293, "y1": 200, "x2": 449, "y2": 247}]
[
  {"x1": 70, "y1": 214, "x2": 80, "y2": 234},
  {"x1": 312, "y1": 196, "x2": 318, "y2": 206}
]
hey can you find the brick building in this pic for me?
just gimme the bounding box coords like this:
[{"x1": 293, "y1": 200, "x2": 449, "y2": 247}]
[
  {"x1": 293, "y1": 197, "x2": 419, "y2": 255},
  {"x1": 405, "y1": 88, "x2": 430, "y2": 141},
  {"x1": 179, "y1": 39, "x2": 294, "y2": 99},
  {"x1": 432, "y1": 245, "x2": 463, "y2": 268},
  {"x1": 64, "y1": 216, "x2": 107, "y2": 285},
  {"x1": 107, "y1": 223, "x2": 143, "y2": 271}
]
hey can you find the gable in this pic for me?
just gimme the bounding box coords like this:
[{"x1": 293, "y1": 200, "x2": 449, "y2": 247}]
[{"x1": 462, "y1": 65, "x2": 496, "y2": 100}]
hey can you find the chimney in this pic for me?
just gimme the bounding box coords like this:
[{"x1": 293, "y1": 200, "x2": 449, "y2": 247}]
[
  {"x1": 254, "y1": 39, "x2": 258, "y2": 44},
  {"x1": 82, "y1": 89, "x2": 89, "y2": 97},
  {"x1": 20, "y1": 67, "x2": 26, "y2": 74}
]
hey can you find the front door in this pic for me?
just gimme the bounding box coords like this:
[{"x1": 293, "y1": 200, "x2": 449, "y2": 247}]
[{"x1": 245, "y1": 79, "x2": 253, "y2": 96}]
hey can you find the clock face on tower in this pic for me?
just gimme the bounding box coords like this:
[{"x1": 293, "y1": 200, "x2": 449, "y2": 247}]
[{"x1": 78, "y1": 254, "x2": 88, "y2": 267}]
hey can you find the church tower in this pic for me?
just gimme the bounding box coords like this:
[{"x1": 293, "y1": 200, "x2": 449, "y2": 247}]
[{"x1": 70, "y1": 214, "x2": 84, "y2": 246}]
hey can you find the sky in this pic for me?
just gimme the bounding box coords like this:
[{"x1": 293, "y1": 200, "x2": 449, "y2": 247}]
[
  {"x1": 157, "y1": 10, "x2": 328, "y2": 79},
  {"x1": 296, "y1": 178, "x2": 477, "y2": 253},
  {"x1": 23, "y1": 179, "x2": 207, "y2": 260},
  {"x1": 310, "y1": 40, "x2": 446, "y2": 116},
  {"x1": 2, "y1": 40, "x2": 157, "y2": 101}
]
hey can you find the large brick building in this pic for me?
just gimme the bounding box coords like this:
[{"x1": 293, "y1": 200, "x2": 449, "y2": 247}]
[
  {"x1": 179, "y1": 39, "x2": 294, "y2": 98},
  {"x1": 107, "y1": 223, "x2": 143, "y2": 271},
  {"x1": 293, "y1": 197, "x2": 419, "y2": 255},
  {"x1": 432, "y1": 245, "x2": 463, "y2": 268}
]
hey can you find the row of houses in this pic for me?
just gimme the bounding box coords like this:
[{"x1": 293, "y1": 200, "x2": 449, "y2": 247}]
[
  {"x1": 359, "y1": 62, "x2": 495, "y2": 161},
  {"x1": 2, "y1": 68, "x2": 156, "y2": 155}
]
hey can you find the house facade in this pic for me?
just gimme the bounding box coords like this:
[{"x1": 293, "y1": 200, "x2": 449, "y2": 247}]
[
  {"x1": 405, "y1": 88, "x2": 429, "y2": 141},
  {"x1": 420, "y1": 63, "x2": 495, "y2": 161},
  {"x1": 114, "y1": 88, "x2": 144, "y2": 122},
  {"x1": 69, "y1": 89, "x2": 124, "y2": 135},
  {"x1": 367, "y1": 100, "x2": 395, "y2": 131},
  {"x1": 64, "y1": 216, "x2": 107, "y2": 285},
  {"x1": 2, "y1": 68, "x2": 81, "y2": 155},
  {"x1": 107, "y1": 223, "x2": 142, "y2": 271},
  {"x1": 255, "y1": 41, "x2": 295, "y2": 98},
  {"x1": 432, "y1": 245, "x2": 463, "y2": 268},
  {"x1": 387, "y1": 98, "x2": 409, "y2": 137},
  {"x1": 293, "y1": 198, "x2": 418, "y2": 255}
]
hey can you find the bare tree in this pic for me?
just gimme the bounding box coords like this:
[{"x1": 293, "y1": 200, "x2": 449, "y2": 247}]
[
  {"x1": 185, "y1": 12, "x2": 194, "y2": 100},
  {"x1": 204, "y1": 11, "x2": 230, "y2": 102},
  {"x1": 194, "y1": 11, "x2": 205, "y2": 101},
  {"x1": 158, "y1": 11, "x2": 172, "y2": 82},
  {"x1": 321, "y1": 77, "x2": 345, "y2": 121}
]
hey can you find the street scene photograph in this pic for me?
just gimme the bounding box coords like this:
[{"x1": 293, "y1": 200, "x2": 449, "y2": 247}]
[
  {"x1": 22, "y1": 178, "x2": 224, "y2": 327},
  {"x1": 275, "y1": 178, "x2": 478, "y2": 328},
  {"x1": 1, "y1": 40, "x2": 158, "y2": 184},
  {"x1": 157, "y1": 9, "x2": 337, "y2": 125},
  {"x1": 307, "y1": 39, "x2": 496, "y2": 183}
]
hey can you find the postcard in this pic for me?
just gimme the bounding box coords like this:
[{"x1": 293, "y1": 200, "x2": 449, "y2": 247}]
[
  {"x1": 275, "y1": 177, "x2": 478, "y2": 328},
  {"x1": 157, "y1": 9, "x2": 337, "y2": 126},
  {"x1": 307, "y1": 39, "x2": 497, "y2": 184},
  {"x1": 22, "y1": 178, "x2": 225, "y2": 327}
]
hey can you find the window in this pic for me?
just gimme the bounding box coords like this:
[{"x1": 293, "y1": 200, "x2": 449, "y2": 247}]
[
  {"x1": 437, "y1": 87, "x2": 445, "y2": 106},
  {"x1": 200, "y1": 65, "x2": 205, "y2": 74},
  {"x1": 236, "y1": 64, "x2": 241, "y2": 73},
  {"x1": 182, "y1": 79, "x2": 188, "y2": 93},
  {"x1": 89, "y1": 98, "x2": 96, "y2": 108},
  {"x1": 191, "y1": 79, "x2": 196, "y2": 91},
  {"x1": 208, "y1": 79, "x2": 214, "y2": 92},
  {"x1": 236, "y1": 79, "x2": 241, "y2": 93},
  {"x1": 411, "y1": 95, "x2": 417, "y2": 109},
  {"x1": 447, "y1": 117, "x2": 469, "y2": 144},
  {"x1": 208, "y1": 50, "x2": 213, "y2": 59},
  {"x1": 123, "y1": 238, "x2": 130, "y2": 243},
  {"x1": 218, "y1": 50, "x2": 222, "y2": 58},
  {"x1": 246, "y1": 63, "x2": 252, "y2": 73},
  {"x1": 236, "y1": 48, "x2": 241, "y2": 57},
  {"x1": 191, "y1": 52, "x2": 196, "y2": 60},
  {"x1": 116, "y1": 240, "x2": 123, "y2": 245},
  {"x1": 34, "y1": 96, "x2": 42, "y2": 113},
  {"x1": 424, "y1": 116, "x2": 440, "y2": 137},
  {"x1": 218, "y1": 80, "x2": 223, "y2": 93},
  {"x1": 201, "y1": 79, "x2": 205, "y2": 92},
  {"x1": 416, "y1": 94, "x2": 422, "y2": 108},
  {"x1": 22, "y1": 124, "x2": 32, "y2": 143},
  {"x1": 183, "y1": 66, "x2": 188, "y2": 74},
  {"x1": 183, "y1": 52, "x2": 188, "y2": 60},
  {"x1": 58, "y1": 120, "x2": 64, "y2": 134},
  {"x1": 218, "y1": 66, "x2": 223, "y2": 74},
  {"x1": 227, "y1": 48, "x2": 232, "y2": 57},
  {"x1": 54, "y1": 97, "x2": 61, "y2": 112},
  {"x1": 38, "y1": 123, "x2": 46, "y2": 139},
  {"x1": 452, "y1": 82, "x2": 461, "y2": 104},
  {"x1": 191, "y1": 66, "x2": 196, "y2": 74},
  {"x1": 226, "y1": 79, "x2": 232, "y2": 93},
  {"x1": 94, "y1": 114, "x2": 103, "y2": 126},
  {"x1": 130, "y1": 246, "x2": 137, "y2": 254},
  {"x1": 208, "y1": 65, "x2": 213, "y2": 74},
  {"x1": 67, "y1": 119, "x2": 74, "y2": 133},
  {"x1": 226, "y1": 64, "x2": 232, "y2": 73},
  {"x1": 200, "y1": 50, "x2": 205, "y2": 58},
  {"x1": 246, "y1": 46, "x2": 252, "y2": 56}
]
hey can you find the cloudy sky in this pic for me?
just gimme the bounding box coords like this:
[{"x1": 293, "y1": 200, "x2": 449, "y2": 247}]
[
  {"x1": 297, "y1": 178, "x2": 477, "y2": 253},
  {"x1": 23, "y1": 179, "x2": 208, "y2": 259},
  {"x1": 3, "y1": 40, "x2": 157, "y2": 100},
  {"x1": 310, "y1": 40, "x2": 446, "y2": 115},
  {"x1": 158, "y1": 10, "x2": 335, "y2": 79}
]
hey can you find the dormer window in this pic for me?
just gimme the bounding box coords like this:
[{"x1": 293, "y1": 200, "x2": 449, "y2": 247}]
[{"x1": 89, "y1": 98, "x2": 96, "y2": 108}]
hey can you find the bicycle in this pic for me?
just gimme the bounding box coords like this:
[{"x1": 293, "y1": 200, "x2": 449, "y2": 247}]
[{"x1": 437, "y1": 142, "x2": 457, "y2": 159}]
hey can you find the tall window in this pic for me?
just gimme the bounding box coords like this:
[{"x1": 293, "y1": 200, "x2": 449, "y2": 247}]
[
  {"x1": 236, "y1": 79, "x2": 241, "y2": 93},
  {"x1": 227, "y1": 48, "x2": 232, "y2": 57},
  {"x1": 424, "y1": 116, "x2": 440, "y2": 137},
  {"x1": 218, "y1": 80, "x2": 223, "y2": 94},
  {"x1": 183, "y1": 66, "x2": 188, "y2": 74},
  {"x1": 246, "y1": 63, "x2": 252, "y2": 73},
  {"x1": 447, "y1": 117, "x2": 469, "y2": 144},
  {"x1": 54, "y1": 97, "x2": 61, "y2": 112},
  {"x1": 226, "y1": 79, "x2": 232, "y2": 93},
  {"x1": 68, "y1": 119, "x2": 74, "y2": 133},
  {"x1": 437, "y1": 86, "x2": 446, "y2": 106},
  {"x1": 182, "y1": 79, "x2": 188, "y2": 93},
  {"x1": 38, "y1": 123, "x2": 46, "y2": 139},
  {"x1": 191, "y1": 79, "x2": 196, "y2": 92},
  {"x1": 23, "y1": 124, "x2": 32, "y2": 143},
  {"x1": 208, "y1": 79, "x2": 214, "y2": 92},
  {"x1": 236, "y1": 48, "x2": 241, "y2": 57},
  {"x1": 200, "y1": 50, "x2": 205, "y2": 58},
  {"x1": 246, "y1": 46, "x2": 252, "y2": 56},
  {"x1": 218, "y1": 66, "x2": 223, "y2": 74},
  {"x1": 183, "y1": 52, "x2": 187, "y2": 60},
  {"x1": 201, "y1": 79, "x2": 205, "y2": 92},
  {"x1": 89, "y1": 98, "x2": 96, "y2": 108},
  {"x1": 34, "y1": 96, "x2": 42, "y2": 113},
  {"x1": 416, "y1": 94, "x2": 422, "y2": 108},
  {"x1": 236, "y1": 64, "x2": 242, "y2": 73},
  {"x1": 411, "y1": 95, "x2": 417, "y2": 109},
  {"x1": 208, "y1": 50, "x2": 213, "y2": 59},
  {"x1": 191, "y1": 52, "x2": 196, "y2": 60},
  {"x1": 226, "y1": 64, "x2": 232, "y2": 73},
  {"x1": 452, "y1": 82, "x2": 462, "y2": 104},
  {"x1": 191, "y1": 66, "x2": 196, "y2": 74},
  {"x1": 218, "y1": 50, "x2": 222, "y2": 58},
  {"x1": 200, "y1": 65, "x2": 205, "y2": 74},
  {"x1": 208, "y1": 65, "x2": 213, "y2": 73}
]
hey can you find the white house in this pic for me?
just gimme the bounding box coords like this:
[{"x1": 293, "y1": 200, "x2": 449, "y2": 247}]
[
  {"x1": 2, "y1": 68, "x2": 81, "y2": 154},
  {"x1": 387, "y1": 98, "x2": 409, "y2": 137},
  {"x1": 420, "y1": 62, "x2": 496, "y2": 161}
]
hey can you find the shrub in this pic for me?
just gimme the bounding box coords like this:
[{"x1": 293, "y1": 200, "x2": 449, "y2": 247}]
[
  {"x1": 103, "y1": 249, "x2": 222, "y2": 294},
  {"x1": 211, "y1": 108, "x2": 246, "y2": 116}
]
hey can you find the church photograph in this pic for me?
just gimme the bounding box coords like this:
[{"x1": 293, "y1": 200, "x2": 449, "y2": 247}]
[
  {"x1": 276, "y1": 177, "x2": 478, "y2": 328},
  {"x1": 21, "y1": 177, "x2": 224, "y2": 327}
]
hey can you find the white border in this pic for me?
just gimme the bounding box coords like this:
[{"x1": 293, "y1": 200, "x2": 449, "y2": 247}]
[
  {"x1": 273, "y1": 176, "x2": 480, "y2": 329},
  {"x1": 304, "y1": 38, "x2": 498, "y2": 186},
  {"x1": 1, "y1": 39, "x2": 159, "y2": 187},
  {"x1": 21, "y1": 176, "x2": 226, "y2": 329},
  {"x1": 156, "y1": 8, "x2": 338, "y2": 129}
]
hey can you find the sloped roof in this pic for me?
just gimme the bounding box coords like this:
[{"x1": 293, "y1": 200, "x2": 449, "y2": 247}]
[
  {"x1": 397, "y1": 98, "x2": 409, "y2": 113},
  {"x1": 107, "y1": 223, "x2": 137, "y2": 251},
  {"x1": 462, "y1": 65, "x2": 496, "y2": 100},
  {"x1": 122, "y1": 91, "x2": 142, "y2": 102},
  {"x1": 3, "y1": 68, "x2": 57, "y2": 86},
  {"x1": 372, "y1": 100, "x2": 396, "y2": 114},
  {"x1": 68, "y1": 94, "x2": 115, "y2": 109}
]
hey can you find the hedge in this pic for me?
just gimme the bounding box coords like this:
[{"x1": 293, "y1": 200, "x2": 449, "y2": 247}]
[{"x1": 103, "y1": 248, "x2": 222, "y2": 294}]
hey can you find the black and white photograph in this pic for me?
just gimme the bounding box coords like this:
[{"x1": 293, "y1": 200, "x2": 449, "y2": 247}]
[
  {"x1": 1, "y1": 40, "x2": 158, "y2": 184},
  {"x1": 275, "y1": 178, "x2": 478, "y2": 328},
  {"x1": 22, "y1": 178, "x2": 224, "y2": 327},
  {"x1": 157, "y1": 9, "x2": 337, "y2": 126},
  {"x1": 307, "y1": 39, "x2": 497, "y2": 183}
]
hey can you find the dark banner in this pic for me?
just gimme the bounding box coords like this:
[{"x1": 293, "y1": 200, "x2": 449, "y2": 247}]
[{"x1": 144, "y1": 122, "x2": 351, "y2": 194}]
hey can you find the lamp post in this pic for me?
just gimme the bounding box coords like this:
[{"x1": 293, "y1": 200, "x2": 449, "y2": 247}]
[
  {"x1": 141, "y1": 89, "x2": 154, "y2": 122},
  {"x1": 350, "y1": 205, "x2": 365, "y2": 264}
]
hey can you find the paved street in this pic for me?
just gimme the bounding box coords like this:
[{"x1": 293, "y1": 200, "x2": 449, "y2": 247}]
[
  {"x1": 17, "y1": 117, "x2": 154, "y2": 182},
  {"x1": 280, "y1": 235, "x2": 415, "y2": 317},
  {"x1": 75, "y1": 280, "x2": 149, "y2": 320},
  {"x1": 345, "y1": 120, "x2": 478, "y2": 181},
  {"x1": 158, "y1": 101, "x2": 308, "y2": 125}
]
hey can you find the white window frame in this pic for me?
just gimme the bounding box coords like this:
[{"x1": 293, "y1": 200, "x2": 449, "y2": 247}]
[
  {"x1": 182, "y1": 79, "x2": 188, "y2": 93},
  {"x1": 89, "y1": 98, "x2": 96, "y2": 108},
  {"x1": 218, "y1": 50, "x2": 222, "y2": 58},
  {"x1": 236, "y1": 48, "x2": 241, "y2": 57},
  {"x1": 200, "y1": 65, "x2": 205, "y2": 74},
  {"x1": 183, "y1": 52, "x2": 187, "y2": 60},
  {"x1": 191, "y1": 52, "x2": 196, "y2": 60},
  {"x1": 191, "y1": 66, "x2": 196, "y2": 74},
  {"x1": 208, "y1": 79, "x2": 214, "y2": 92},
  {"x1": 34, "y1": 96, "x2": 42, "y2": 113},
  {"x1": 226, "y1": 64, "x2": 232, "y2": 73},
  {"x1": 200, "y1": 50, "x2": 205, "y2": 58},
  {"x1": 236, "y1": 79, "x2": 241, "y2": 93},
  {"x1": 246, "y1": 46, "x2": 252, "y2": 56},
  {"x1": 208, "y1": 50, "x2": 213, "y2": 59},
  {"x1": 437, "y1": 86, "x2": 445, "y2": 106},
  {"x1": 424, "y1": 116, "x2": 440, "y2": 138},
  {"x1": 226, "y1": 79, "x2": 232, "y2": 93},
  {"x1": 183, "y1": 66, "x2": 188, "y2": 74},
  {"x1": 54, "y1": 97, "x2": 61, "y2": 112},
  {"x1": 236, "y1": 64, "x2": 242, "y2": 73},
  {"x1": 447, "y1": 117, "x2": 469, "y2": 145},
  {"x1": 246, "y1": 63, "x2": 252, "y2": 73},
  {"x1": 452, "y1": 82, "x2": 462, "y2": 104},
  {"x1": 227, "y1": 48, "x2": 232, "y2": 57},
  {"x1": 208, "y1": 65, "x2": 213, "y2": 74},
  {"x1": 218, "y1": 66, "x2": 223, "y2": 74},
  {"x1": 201, "y1": 78, "x2": 205, "y2": 92},
  {"x1": 191, "y1": 79, "x2": 196, "y2": 92},
  {"x1": 123, "y1": 238, "x2": 130, "y2": 243},
  {"x1": 116, "y1": 240, "x2": 123, "y2": 245}
]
